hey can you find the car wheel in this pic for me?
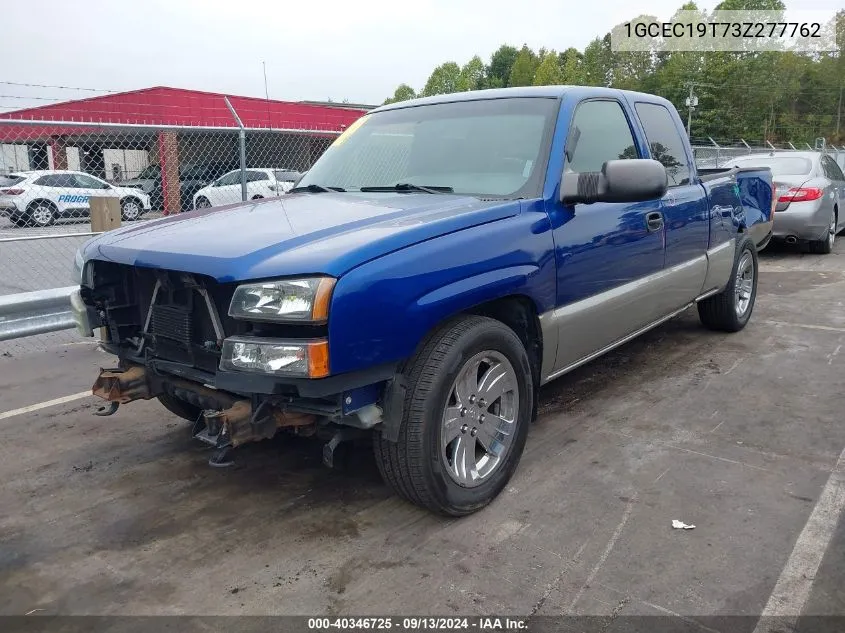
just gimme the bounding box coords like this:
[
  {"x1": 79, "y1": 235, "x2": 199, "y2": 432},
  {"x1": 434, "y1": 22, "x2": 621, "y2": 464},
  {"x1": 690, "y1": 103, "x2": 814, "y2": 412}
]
[
  {"x1": 195, "y1": 196, "x2": 212, "y2": 209},
  {"x1": 698, "y1": 235, "x2": 758, "y2": 332},
  {"x1": 809, "y1": 210, "x2": 837, "y2": 253},
  {"x1": 120, "y1": 197, "x2": 143, "y2": 221},
  {"x1": 27, "y1": 201, "x2": 57, "y2": 227},
  {"x1": 157, "y1": 394, "x2": 203, "y2": 423},
  {"x1": 373, "y1": 315, "x2": 533, "y2": 516}
]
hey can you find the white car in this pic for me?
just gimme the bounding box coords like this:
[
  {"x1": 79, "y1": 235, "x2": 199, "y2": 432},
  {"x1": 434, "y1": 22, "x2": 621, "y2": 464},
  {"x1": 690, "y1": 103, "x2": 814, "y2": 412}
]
[
  {"x1": 0, "y1": 170, "x2": 152, "y2": 228},
  {"x1": 192, "y1": 168, "x2": 302, "y2": 209}
]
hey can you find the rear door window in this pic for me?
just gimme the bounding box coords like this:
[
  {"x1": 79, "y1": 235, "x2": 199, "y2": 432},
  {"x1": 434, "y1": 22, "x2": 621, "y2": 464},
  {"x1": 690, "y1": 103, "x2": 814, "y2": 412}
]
[
  {"x1": 215, "y1": 171, "x2": 240, "y2": 186},
  {"x1": 34, "y1": 174, "x2": 78, "y2": 188},
  {"x1": 634, "y1": 102, "x2": 692, "y2": 186},
  {"x1": 273, "y1": 170, "x2": 301, "y2": 182},
  {"x1": 822, "y1": 156, "x2": 845, "y2": 182},
  {"x1": 245, "y1": 171, "x2": 269, "y2": 182}
]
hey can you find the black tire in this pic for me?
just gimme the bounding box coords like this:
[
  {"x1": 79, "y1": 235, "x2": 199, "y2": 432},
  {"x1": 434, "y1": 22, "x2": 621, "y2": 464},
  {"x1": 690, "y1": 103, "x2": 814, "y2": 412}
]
[
  {"x1": 194, "y1": 196, "x2": 212, "y2": 210},
  {"x1": 698, "y1": 235, "x2": 758, "y2": 332},
  {"x1": 809, "y1": 209, "x2": 837, "y2": 254},
  {"x1": 373, "y1": 315, "x2": 533, "y2": 516},
  {"x1": 120, "y1": 197, "x2": 143, "y2": 221},
  {"x1": 157, "y1": 393, "x2": 203, "y2": 423},
  {"x1": 26, "y1": 200, "x2": 57, "y2": 227},
  {"x1": 251, "y1": 195, "x2": 264, "y2": 200}
]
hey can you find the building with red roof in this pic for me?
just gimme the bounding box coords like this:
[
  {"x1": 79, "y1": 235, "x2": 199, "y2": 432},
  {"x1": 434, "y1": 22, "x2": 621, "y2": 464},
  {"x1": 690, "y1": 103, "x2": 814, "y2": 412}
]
[{"x1": 0, "y1": 87, "x2": 370, "y2": 212}]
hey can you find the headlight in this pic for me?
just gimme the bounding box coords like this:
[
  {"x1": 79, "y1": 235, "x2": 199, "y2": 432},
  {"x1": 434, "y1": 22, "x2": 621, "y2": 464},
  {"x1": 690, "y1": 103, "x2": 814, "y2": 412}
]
[
  {"x1": 220, "y1": 337, "x2": 329, "y2": 378},
  {"x1": 228, "y1": 277, "x2": 335, "y2": 322}
]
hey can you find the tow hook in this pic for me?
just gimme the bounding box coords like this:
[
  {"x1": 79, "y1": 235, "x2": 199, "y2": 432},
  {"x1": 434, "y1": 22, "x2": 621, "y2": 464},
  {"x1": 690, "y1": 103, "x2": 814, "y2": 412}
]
[{"x1": 93, "y1": 401, "x2": 120, "y2": 416}]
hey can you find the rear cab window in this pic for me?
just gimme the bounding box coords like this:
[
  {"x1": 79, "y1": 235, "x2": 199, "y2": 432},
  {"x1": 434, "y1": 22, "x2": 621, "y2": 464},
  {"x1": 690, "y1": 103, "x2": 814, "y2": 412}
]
[{"x1": 634, "y1": 102, "x2": 692, "y2": 186}]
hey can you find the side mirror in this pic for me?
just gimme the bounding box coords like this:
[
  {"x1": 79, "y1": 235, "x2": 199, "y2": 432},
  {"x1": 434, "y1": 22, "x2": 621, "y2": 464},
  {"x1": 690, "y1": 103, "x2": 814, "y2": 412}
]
[{"x1": 561, "y1": 159, "x2": 667, "y2": 205}]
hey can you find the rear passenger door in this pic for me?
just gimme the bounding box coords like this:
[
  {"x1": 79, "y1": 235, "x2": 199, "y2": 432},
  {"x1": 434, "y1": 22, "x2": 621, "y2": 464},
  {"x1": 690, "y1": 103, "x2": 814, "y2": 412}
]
[
  {"x1": 632, "y1": 101, "x2": 709, "y2": 306},
  {"x1": 549, "y1": 98, "x2": 666, "y2": 374}
]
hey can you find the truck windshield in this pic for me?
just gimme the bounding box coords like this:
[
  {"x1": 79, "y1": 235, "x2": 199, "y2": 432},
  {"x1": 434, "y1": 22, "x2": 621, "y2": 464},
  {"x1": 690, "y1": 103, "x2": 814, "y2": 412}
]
[{"x1": 298, "y1": 97, "x2": 559, "y2": 198}]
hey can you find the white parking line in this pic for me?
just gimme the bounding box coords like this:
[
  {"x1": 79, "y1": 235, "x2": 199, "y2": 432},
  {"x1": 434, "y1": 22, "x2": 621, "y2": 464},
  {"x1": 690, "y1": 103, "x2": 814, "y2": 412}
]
[
  {"x1": 0, "y1": 391, "x2": 91, "y2": 421},
  {"x1": 752, "y1": 445, "x2": 845, "y2": 632}
]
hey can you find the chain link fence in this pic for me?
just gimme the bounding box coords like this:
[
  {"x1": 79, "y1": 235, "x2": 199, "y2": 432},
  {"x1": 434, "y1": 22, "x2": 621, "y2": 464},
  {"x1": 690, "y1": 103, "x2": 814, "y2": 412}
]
[
  {"x1": 0, "y1": 110, "x2": 342, "y2": 354},
  {"x1": 691, "y1": 138, "x2": 845, "y2": 170}
]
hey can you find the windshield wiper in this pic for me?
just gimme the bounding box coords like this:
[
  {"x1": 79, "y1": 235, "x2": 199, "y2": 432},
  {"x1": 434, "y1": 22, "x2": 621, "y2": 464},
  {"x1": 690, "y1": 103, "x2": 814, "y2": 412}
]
[
  {"x1": 289, "y1": 184, "x2": 346, "y2": 193},
  {"x1": 359, "y1": 183, "x2": 454, "y2": 194}
]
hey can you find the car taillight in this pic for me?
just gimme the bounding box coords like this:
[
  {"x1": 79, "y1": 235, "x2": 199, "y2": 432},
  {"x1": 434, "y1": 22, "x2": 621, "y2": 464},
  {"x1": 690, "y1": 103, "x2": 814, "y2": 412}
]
[
  {"x1": 0, "y1": 188, "x2": 23, "y2": 195},
  {"x1": 778, "y1": 187, "x2": 824, "y2": 203}
]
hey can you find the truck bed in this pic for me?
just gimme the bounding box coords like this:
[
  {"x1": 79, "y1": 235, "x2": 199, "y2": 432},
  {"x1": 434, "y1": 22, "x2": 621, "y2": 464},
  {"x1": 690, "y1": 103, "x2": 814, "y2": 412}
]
[{"x1": 699, "y1": 166, "x2": 774, "y2": 249}]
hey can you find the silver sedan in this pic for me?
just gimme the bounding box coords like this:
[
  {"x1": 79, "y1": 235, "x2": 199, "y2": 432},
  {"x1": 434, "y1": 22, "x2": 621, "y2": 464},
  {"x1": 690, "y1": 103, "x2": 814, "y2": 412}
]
[{"x1": 725, "y1": 152, "x2": 845, "y2": 254}]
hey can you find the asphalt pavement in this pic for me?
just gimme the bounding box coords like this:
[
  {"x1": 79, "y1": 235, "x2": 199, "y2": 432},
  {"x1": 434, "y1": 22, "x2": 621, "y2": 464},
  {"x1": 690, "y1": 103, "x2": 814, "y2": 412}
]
[{"x1": 0, "y1": 240, "x2": 843, "y2": 630}]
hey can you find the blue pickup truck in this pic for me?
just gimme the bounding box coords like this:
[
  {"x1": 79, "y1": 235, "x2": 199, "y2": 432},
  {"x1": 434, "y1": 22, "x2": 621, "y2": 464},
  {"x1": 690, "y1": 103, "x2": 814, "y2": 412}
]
[{"x1": 72, "y1": 86, "x2": 774, "y2": 516}]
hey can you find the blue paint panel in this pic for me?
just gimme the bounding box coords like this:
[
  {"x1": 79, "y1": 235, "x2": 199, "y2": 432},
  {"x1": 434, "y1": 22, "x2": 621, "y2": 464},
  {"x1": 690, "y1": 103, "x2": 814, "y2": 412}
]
[
  {"x1": 58, "y1": 194, "x2": 90, "y2": 204},
  {"x1": 544, "y1": 90, "x2": 664, "y2": 305},
  {"x1": 328, "y1": 206, "x2": 556, "y2": 375}
]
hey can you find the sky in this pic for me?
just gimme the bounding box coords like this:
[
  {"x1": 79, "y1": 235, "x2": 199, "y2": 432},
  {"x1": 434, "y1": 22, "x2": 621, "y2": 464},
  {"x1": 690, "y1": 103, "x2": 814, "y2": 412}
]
[{"x1": 1, "y1": 0, "x2": 842, "y2": 111}]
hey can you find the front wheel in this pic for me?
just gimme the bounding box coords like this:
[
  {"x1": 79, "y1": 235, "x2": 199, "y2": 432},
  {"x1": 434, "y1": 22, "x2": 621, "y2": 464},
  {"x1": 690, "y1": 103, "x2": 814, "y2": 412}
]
[
  {"x1": 194, "y1": 196, "x2": 212, "y2": 210},
  {"x1": 698, "y1": 235, "x2": 758, "y2": 332},
  {"x1": 120, "y1": 197, "x2": 143, "y2": 221},
  {"x1": 373, "y1": 315, "x2": 533, "y2": 516},
  {"x1": 27, "y1": 201, "x2": 57, "y2": 227}
]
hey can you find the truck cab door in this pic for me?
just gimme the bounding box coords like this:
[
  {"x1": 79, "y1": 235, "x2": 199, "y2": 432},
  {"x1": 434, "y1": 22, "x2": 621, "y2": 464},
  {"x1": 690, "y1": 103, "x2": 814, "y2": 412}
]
[
  {"x1": 546, "y1": 97, "x2": 666, "y2": 376},
  {"x1": 631, "y1": 101, "x2": 709, "y2": 306}
]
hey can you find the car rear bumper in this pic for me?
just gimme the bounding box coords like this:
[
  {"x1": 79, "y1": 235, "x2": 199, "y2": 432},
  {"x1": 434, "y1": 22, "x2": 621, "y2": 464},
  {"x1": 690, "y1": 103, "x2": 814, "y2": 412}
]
[{"x1": 772, "y1": 200, "x2": 830, "y2": 241}]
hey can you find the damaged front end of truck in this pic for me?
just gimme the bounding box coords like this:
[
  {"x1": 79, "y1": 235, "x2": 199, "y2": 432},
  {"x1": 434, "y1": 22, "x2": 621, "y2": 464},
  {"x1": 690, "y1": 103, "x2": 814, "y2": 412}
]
[{"x1": 73, "y1": 259, "x2": 392, "y2": 468}]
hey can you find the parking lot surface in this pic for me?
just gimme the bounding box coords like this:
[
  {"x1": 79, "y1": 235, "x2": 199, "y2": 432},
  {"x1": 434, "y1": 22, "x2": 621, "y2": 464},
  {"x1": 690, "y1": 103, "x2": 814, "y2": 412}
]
[{"x1": 0, "y1": 241, "x2": 843, "y2": 628}]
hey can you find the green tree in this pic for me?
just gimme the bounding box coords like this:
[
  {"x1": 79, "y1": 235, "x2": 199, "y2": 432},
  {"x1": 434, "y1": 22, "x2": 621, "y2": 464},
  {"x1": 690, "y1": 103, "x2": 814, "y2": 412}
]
[
  {"x1": 421, "y1": 62, "x2": 461, "y2": 97},
  {"x1": 508, "y1": 45, "x2": 538, "y2": 87},
  {"x1": 382, "y1": 83, "x2": 417, "y2": 105},
  {"x1": 533, "y1": 51, "x2": 564, "y2": 85},
  {"x1": 458, "y1": 56, "x2": 486, "y2": 91},
  {"x1": 488, "y1": 45, "x2": 519, "y2": 88},
  {"x1": 558, "y1": 48, "x2": 585, "y2": 84},
  {"x1": 582, "y1": 35, "x2": 613, "y2": 86}
]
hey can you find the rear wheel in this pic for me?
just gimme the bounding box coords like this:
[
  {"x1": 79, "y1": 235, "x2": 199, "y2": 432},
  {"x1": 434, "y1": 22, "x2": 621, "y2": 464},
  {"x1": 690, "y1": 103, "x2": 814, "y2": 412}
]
[
  {"x1": 698, "y1": 235, "x2": 758, "y2": 332},
  {"x1": 195, "y1": 196, "x2": 212, "y2": 209},
  {"x1": 157, "y1": 393, "x2": 203, "y2": 423},
  {"x1": 809, "y1": 209, "x2": 837, "y2": 254},
  {"x1": 373, "y1": 315, "x2": 533, "y2": 516},
  {"x1": 27, "y1": 201, "x2": 57, "y2": 227}
]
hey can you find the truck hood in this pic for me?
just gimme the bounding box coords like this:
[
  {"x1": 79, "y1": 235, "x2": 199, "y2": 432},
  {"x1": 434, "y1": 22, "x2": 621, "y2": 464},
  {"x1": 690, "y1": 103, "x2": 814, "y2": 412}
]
[{"x1": 83, "y1": 192, "x2": 517, "y2": 281}]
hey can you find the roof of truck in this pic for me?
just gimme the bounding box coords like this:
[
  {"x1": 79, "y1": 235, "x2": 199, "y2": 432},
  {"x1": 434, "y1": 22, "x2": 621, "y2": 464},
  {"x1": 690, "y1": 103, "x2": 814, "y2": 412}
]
[{"x1": 373, "y1": 86, "x2": 669, "y2": 113}]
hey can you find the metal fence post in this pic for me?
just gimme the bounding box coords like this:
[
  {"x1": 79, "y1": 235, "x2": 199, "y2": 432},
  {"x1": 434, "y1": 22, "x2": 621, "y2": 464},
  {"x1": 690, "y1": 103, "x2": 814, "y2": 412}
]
[{"x1": 224, "y1": 97, "x2": 248, "y2": 202}]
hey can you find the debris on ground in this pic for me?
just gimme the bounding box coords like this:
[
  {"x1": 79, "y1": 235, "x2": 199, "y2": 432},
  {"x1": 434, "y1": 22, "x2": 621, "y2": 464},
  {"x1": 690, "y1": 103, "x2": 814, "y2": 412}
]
[{"x1": 672, "y1": 520, "x2": 695, "y2": 530}]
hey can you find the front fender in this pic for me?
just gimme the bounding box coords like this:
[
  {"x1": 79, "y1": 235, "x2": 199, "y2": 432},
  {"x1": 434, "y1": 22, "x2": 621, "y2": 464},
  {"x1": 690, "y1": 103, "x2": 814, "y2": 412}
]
[{"x1": 327, "y1": 208, "x2": 556, "y2": 376}]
